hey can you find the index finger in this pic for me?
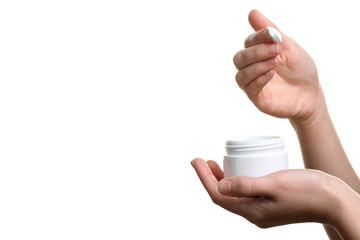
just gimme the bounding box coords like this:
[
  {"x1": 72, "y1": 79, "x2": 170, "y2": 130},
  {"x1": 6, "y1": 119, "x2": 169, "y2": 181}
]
[
  {"x1": 244, "y1": 27, "x2": 282, "y2": 48},
  {"x1": 191, "y1": 158, "x2": 224, "y2": 203}
]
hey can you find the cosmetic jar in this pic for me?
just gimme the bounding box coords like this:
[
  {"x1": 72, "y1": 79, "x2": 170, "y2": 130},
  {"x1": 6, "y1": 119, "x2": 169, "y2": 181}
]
[{"x1": 223, "y1": 136, "x2": 288, "y2": 178}]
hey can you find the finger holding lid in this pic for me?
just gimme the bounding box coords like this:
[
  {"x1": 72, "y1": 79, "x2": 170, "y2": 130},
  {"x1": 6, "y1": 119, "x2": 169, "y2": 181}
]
[{"x1": 244, "y1": 27, "x2": 282, "y2": 48}]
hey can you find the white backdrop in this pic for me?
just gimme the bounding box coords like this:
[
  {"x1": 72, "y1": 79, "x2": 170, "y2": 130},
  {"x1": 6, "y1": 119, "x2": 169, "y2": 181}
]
[{"x1": 1, "y1": 0, "x2": 360, "y2": 239}]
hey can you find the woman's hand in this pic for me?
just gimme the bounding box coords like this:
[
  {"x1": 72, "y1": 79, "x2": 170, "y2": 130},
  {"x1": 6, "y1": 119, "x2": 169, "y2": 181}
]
[
  {"x1": 234, "y1": 10, "x2": 324, "y2": 124},
  {"x1": 190, "y1": 158, "x2": 343, "y2": 228}
]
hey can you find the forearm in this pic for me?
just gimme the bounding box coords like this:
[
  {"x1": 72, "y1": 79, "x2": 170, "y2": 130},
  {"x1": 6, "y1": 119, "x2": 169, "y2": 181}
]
[
  {"x1": 332, "y1": 182, "x2": 360, "y2": 240},
  {"x1": 290, "y1": 90, "x2": 360, "y2": 193},
  {"x1": 335, "y1": 208, "x2": 360, "y2": 240},
  {"x1": 290, "y1": 90, "x2": 360, "y2": 239}
]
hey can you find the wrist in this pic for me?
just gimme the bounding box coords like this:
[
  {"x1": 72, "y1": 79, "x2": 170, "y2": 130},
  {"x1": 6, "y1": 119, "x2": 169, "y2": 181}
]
[
  {"x1": 330, "y1": 178, "x2": 360, "y2": 239},
  {"x1": 308, "y1": 174, "x2": 346, "y2": 227},
  {"x1": 289, "y1": 89, "x2": 329, "y2": 131},
  {"x1": 321, "y1": 176, "x2": 348, "y2": 227}
]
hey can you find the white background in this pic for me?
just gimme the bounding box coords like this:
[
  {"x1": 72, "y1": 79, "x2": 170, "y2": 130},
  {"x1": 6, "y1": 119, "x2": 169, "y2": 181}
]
[{"x1": 1, "y1": 0, "x2": 360, "y2": 239}]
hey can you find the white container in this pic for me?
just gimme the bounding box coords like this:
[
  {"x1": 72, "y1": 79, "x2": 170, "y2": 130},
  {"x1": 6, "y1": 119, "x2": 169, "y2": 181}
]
[{"x1": 223, "y1": 136, "x2": 288, "y2": 178}]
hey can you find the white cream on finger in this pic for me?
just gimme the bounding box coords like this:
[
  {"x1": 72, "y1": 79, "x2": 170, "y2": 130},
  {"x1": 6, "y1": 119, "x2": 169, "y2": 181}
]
[{"x1": 266, "y1": 26, "x2": 282, "y2": 42}]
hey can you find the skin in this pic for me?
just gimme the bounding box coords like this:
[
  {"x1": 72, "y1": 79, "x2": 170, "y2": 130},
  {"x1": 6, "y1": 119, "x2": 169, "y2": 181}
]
[
  {"x1": 191, "y1": 9, "x2": 360, "y2": 240},
  {"x1": 190, "y1": 158, "x2": 360, "y2": 239},
  {"x1": 237, "y1": 9, "x2": 360, "y2": 239}
]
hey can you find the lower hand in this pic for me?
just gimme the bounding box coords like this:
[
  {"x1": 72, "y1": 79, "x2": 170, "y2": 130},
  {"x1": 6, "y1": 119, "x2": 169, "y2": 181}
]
[{"x1": 191, "y1": 158, "x2": 343, "y2": 228}]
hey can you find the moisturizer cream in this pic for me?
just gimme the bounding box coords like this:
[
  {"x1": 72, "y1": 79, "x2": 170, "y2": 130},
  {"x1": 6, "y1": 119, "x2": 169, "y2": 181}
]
[{"x1": 266, "y1": 27, "x2": 282, "y2": 42}]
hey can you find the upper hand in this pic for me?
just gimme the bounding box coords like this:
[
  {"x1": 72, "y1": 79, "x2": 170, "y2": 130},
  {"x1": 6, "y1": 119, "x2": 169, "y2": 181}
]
[{"x1": 234, "y1": 10, "x2": 323, "y2": 123}]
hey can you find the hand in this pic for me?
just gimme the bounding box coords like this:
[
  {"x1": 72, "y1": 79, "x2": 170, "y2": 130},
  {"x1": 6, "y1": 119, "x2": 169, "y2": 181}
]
[
  {"x1": 234, "y1": 10, "x2": 324, "y2": 124},
  {"x1": 190, "y1": 158, "x2": 340, "y2": 228}
]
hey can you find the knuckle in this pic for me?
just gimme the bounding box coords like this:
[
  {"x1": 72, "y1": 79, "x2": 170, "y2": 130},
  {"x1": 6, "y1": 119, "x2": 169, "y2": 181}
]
[
  {"x1": 256, "y1": 61, "x2": 268, "y2": 74},
  {"x1": 233, "y1": 52, "x2": 241, "y2": 68},
  {"x1": 247, "y1": 212, "x2": 269, "y2": 228},
  {"x1": 233, "y1": 54, "x2": 238, "y2": 66},
  {"x1": 246, "y1": 71, "x2": 272, "y2": 97},
  {"x1": 255, "y1": 222, "x2": 271, "y2": 229},
  {"x1": 249, "y1": 77, "x2": 261, "y2": 94},
  {"x1": 244, "y1": 82, "x2": 255, "y2": 97},
  {"x1": 264, "y1": 58, "x2": 276, "y2": 67},
  {"x1": 252, "y1": 47, "x2": 260, "y2": 59},
  {"x1": 241, "y1": 67, "x2": 251, "y2": 81},
  {"x1": 235, "y1": 71, "x2": 243, "y2": 88},
  {"x1": 210, "y1": 195, "x2": 220, "y2": 205},
  {"x1": 238, "y1": 178, "x2": 252, "y2": 196},
  {"x1": 240, "y1": 203, "x2": 273, "y2": 229},
  {"x1": 275, "y1": 174, "x2": 290, "y2": 192},
  {"x1": 244, "y1": 35, "x2": 253, "y2": 48},
  {"x1": 235, "y1": 71, "x2": 240, "y2": 82},
  {"x1": 266, "y1": 44, "x2": 276, "y2": 55},
  {"x1": 233, "y1": 50, "x2": 248, "y2": 70},
  {"x1": 233, "y1": 178, "x2": 252, "y2": 196}
]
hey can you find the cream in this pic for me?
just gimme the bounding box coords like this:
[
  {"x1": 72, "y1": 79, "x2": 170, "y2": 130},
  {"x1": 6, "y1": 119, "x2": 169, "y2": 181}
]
[{"x1": 266, "y1": 26, "x2": 282, "y2": 42}]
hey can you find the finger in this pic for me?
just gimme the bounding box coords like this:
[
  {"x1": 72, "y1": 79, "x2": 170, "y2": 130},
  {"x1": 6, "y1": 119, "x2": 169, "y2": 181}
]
[
  {"x1": 235, "y1": 57, "x2": 278, "y2": 90},
  {"x1": 248, "y1": 9, "x2": 290, "y2": 47},
  {"x1": 248, "y1": 9, "x2": 280, "y2": 32},
  {"x1": 190, "y1": 158, "x2": 224, "y2": 203},
  {"x1": 218, "y1": 175, "x2": 275, "y2": 198},
  {"x1": 244, "y1": 69, "x2": 275, "y2": 98},
  {"x1": 191, "y1": 159, "x2": 270, "y2": 218},
  {"x1": 207, "y1": 160, "x2": 224, "y2": 181},
  {"x1": 244, "y1": 28, "x2": 281, "y2": 48},
  {"x1": 234, "y1": 43, "x2": 280, "y2": 70}
]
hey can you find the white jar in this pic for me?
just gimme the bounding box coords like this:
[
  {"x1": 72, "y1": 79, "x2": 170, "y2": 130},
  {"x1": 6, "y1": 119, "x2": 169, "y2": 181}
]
[{"x1": 223, "y1": 136, "x2": 288, "y2": 178}]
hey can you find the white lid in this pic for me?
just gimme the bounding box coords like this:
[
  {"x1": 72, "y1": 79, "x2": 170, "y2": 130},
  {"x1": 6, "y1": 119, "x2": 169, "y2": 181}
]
[{"x1": 226, "y1": 136, "x2": 283, "y2": 147}]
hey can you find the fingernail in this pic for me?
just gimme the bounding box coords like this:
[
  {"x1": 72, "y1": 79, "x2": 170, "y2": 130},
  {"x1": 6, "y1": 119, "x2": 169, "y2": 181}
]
[
  {"x1": 218, "y1": 180, "x2": 231, "y2": 195},
  {"x1": 263, "y1": 28, "x2": 272, "y2": 41},
  {"x1": 264, "y1": 58, "x2": 276, "y2": 66},
  {"x1": 268, "y1": 44, "x2": 279, "y2": 55}
]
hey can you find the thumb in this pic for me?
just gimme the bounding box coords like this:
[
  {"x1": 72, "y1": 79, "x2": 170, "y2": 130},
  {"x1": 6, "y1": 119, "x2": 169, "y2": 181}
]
[
  {"x1": 218, "y1": 175, "x2": 274, "y2": 197},
  {"x1": 248, "y1": 9, "x2": 292, "y2": 47},
  {"x1": 248, "y1": 9, "x2": 281, "y2": 33}
]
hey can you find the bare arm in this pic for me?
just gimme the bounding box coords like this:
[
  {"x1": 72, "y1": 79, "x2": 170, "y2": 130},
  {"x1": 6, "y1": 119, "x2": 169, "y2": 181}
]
[
  {"x1": 234, "y1": 9, "x2": 360, "y2": 239},
  {"x1": 290, "y1": 91, "x2": 360, "y2": 239},
  {"x1": 290, "y1": 93, "x2": 360, "y2": 192},
  {"x1": 330, "y1": 175, "x2": 360, "y2": 240}
]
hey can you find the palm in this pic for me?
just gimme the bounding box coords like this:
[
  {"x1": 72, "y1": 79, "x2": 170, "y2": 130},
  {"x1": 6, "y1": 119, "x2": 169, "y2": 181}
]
[
  {"x1": 252, "y1": 38, "x2": 320, "y2": 119},
  {"x1": 246, "y1": 10, "x2": 321, "y2": 120}
]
